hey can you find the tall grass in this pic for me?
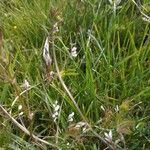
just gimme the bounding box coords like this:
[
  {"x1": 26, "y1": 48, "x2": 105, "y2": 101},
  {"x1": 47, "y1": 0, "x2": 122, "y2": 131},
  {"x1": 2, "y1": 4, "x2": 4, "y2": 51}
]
[{"x1": 0, "y1": 0, "x2": 150, "y2": 149}]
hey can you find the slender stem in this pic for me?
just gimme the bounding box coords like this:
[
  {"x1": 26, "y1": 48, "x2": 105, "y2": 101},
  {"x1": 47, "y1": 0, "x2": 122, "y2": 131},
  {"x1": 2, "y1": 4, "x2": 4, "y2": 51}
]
[{"x1": 0, "y1": 105, "x2": 60, "y2": 149}]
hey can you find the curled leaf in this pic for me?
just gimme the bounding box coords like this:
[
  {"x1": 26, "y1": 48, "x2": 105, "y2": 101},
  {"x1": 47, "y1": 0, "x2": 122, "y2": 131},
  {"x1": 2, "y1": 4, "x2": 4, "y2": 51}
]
[{"x1": 43, "y1": 37, "x2": 52, "y2": 66}]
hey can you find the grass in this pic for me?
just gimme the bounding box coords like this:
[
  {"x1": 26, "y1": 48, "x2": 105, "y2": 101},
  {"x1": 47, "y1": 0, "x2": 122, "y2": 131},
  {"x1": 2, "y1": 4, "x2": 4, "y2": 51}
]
[{"x1": 0, "y1": 0, "x2": 150, "y2": 149}]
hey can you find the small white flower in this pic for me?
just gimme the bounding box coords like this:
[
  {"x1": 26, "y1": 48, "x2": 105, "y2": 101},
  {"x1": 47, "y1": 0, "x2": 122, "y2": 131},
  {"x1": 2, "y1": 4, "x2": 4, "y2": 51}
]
[
  {"x1": 68, "y1": 112, "x2": 74, "y2": 118},
  {"x1": 43, "y1": 37, "x2": 52, "y2": 66},
  {"x1": 82, "y1": 127, "x2": 87, "y2": 132},
  {"x1": 74, "y1": 121, "x2": 88, "y2": 133},
  {"x1": 19, "y1": 112, "x2": 24, "y2": 116},
  {"x1": 18, "y1": 105, "x2": 22, "y2": 111},
  {"x1": 114, "y1": 105, "x2": 119, "y2": 112},
  {"x1": 53, "y1": 101, "x2": 58, "y2": 107},
  {"x1": 68, "y1": 112, "x2": 74, "y2": 122},
  {"x1": 142, "y1": 17, "x2": 150, "y2": 22},
  {"x1": 52, "y1": 101, "x2": 60, "y2": 122},
  {"x1": 104, "y1": 130, "x2": 113, "y2": 143},
  {"x1": 71, "y1": 47, "x2": 77, "y2": 57},
  {"x1": 54, "y1": 117, "x2": 57, "y2": 122},
  {"x1": 53, "y1": 23, "x2": 59, "y2": 33},
  {"x1": 108, "y1": 0, "x2": 122, "y2": 14},
  {"x1": 50, "y1": 71, "x2": 55, "y2": 78},
  {"x1": 54, "y1": 105, "x2": 60, "y2": 112},
  {"x1": 68, "y1": 118, "x2": 73, "y2": 122},
  {"x1": 52, "y1": 111, "x2": 59, "y2": 118},
  {"x1": 67, "y1": 142, "x2": 70, "y2": 146},
  {"x1": 100, "y1": 105, "x2": 105, "y2": 111},
  {"x1": 75, "y1": 121, "x2": 87, "y2": 128},
  {"x1": 21, "y1": 79, "x2": 30, "y2": 89}
]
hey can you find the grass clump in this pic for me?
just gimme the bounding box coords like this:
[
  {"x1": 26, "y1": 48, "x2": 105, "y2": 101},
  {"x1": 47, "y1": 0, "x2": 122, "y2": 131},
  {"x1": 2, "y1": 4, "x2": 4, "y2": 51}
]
[{"x1": 0, "y1": 0, "x2": 150, "y2": 149}]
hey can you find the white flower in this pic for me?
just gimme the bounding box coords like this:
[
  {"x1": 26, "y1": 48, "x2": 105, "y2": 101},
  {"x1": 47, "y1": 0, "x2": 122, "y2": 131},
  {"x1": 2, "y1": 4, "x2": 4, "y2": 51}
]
[
  {"x1": 18, "y1": 105, "x2": 22, "y2": 111},
  {"x1": 49, "y1": 71, "x2": 55, "y2": 78},
  {"x1": 67, "y1": 142, "x2": 70, "y2": 146},
  {"x1": 108, "y1": 0, "x2": 122, "y2": 14},
  {"x1": 53, "y1": 23, "x2": 59, "y2": 33},
  {"x1": 21, "y1": 79, "x2": 30, "y2": 89},
  {"x1": 68, "y1": 112, "x2": 74, "y2": 122},
  {"x1": 74, "y1": 121, "x2": 88, "y2": 133},
  {"x1": 52, "y1": 101, "x2": 60, "y2": 122},
  {"x1": 75, "y1": 121, "x2": 87, "y2": 128},
  {"x1": 114, "y1": 105, "x2": 119, "y2": 112},
  {"x1": 53, "y1": 101, "x2": 58, "y2": 107},
  {"x1": 142, "y1": 17, "x2": 150, "y2": 22},
  {"x1": 52, "y1": 111, "x2": 59, "y2": 118},
  {"x1": 100, "y1": 105, "x2": 105, "y2": 111},
  {"x1": 54, "y1": 105, "x2": 60, "y2": 112},
  {"x1": 43, "y1": 37, "x2": 52, "y2": 66},
  {"x1": 19, "y1": 112, "x2": 24, "y2": 116},
  {"x1": 104, "y1": 130, "x2": 113, "y2": 143},
  {"x1": 71, "y1": 46, "x2": 77, "y2": 57}
]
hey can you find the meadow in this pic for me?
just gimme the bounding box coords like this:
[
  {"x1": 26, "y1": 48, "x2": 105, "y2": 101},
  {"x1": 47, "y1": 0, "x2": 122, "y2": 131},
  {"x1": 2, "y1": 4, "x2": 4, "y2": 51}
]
[{"x1": 0, "y1": 0, "x2": 150, "y2": 149}]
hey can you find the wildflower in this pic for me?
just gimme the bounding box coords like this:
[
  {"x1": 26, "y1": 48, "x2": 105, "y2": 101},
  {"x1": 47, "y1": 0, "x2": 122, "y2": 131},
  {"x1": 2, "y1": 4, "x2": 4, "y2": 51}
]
[
  {"x1": 21, "y1": 79, "x2": 30, "y2": 89},
  {"x1": 52, "y1": 100, "x2": 58, "y2": 107},
  {"x1": 114, "y1": 105, "x2": 119, "y2": 112},
  {"x1": 70, "y1": 46, "x2": 77, "y2": 57},
  {"x1": 142, "y1": 17, "x2": 150, "y2": 22},
  {"x1": 50, "y1": 71, "x2": 55, "y2": 78},
  {"x1": 75, "y1": 121, "x2": 88, "y2": 133},
  {"x1": 75, "y1": 121, "x2": 87, "y2": 128},
  {"x1": 53, "y1": 22, "x2": 59, "y2": 33},
  {"x1": 19, "y1": 112, "x2": 24, "y2": 116},
  {"x1": 100, "y1": 105, "x2": 105, "y2": 111},
  {"x1": 108, "y1": 0, "x2": 122, "y2": 14},
  {"x1": 104, "y1": 130, "x2": 113, "y2": 143},
  {"x1": 18, "y1": 105, "x2": 22, "y2": 111},
  {"x1": 52, "y1": 101, "x2": 60, "y2": 122},
  {"x1": 54, "y1": 105, "x2": 60, "y2": 112},
  {"x1": 43, "y1": 37, "x2": 52, "y2": 66},
  {"x1": 67, "y1": 142, "x2": 70, "y2": 146},
  {"x1": 68, "y1": 112, "x2": 74, "y2": 122}
]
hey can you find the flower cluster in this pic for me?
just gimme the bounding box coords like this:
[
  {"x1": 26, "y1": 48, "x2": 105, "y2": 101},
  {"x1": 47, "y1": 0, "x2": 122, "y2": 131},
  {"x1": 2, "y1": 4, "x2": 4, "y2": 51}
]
[
  {"x1": 21, "y1": 79, "x2": 30, "y2": 90},
  {"x1": 114, "y1": 105, "x2": 119, "y2": 112},
  {"x1": 68, "y1": 112, "x2": 74, "y2": 122},
  {"x1": 52, "y1": 101, "x2": 60, "y2": 122},
  {"x1": 18, "y1": 104, "x2": 24, "y2": 116},
  {"x1": 108, "y1": 0, "x2": 122, "y2": 14},
  {"x1": 104, "y1": 130, "x2": 113, "y2": 143},
  {"x1": 70, "y1": 46, "x2": 77, "y2": 57}
]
